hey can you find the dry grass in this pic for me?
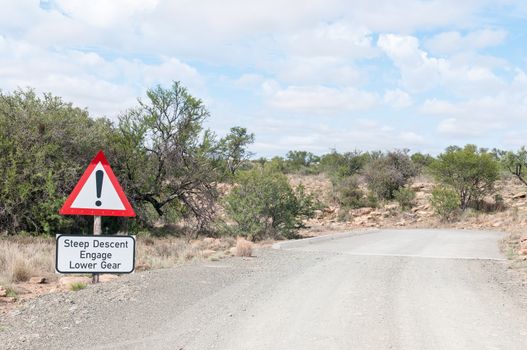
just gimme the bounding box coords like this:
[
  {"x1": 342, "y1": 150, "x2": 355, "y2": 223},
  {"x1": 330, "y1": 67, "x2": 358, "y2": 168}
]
[
  {"x1": 0, "y1": 235, "x2": 237, "y2": 289},
  {"x1": 0, "y1": 237, "x2": 55, "y2": 285},
  {"x1": 235, "y1": 237, "x2": 253, "y2": 257}
]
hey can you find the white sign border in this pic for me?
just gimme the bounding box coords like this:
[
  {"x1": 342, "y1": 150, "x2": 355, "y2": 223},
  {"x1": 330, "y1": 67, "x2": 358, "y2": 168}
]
[{"x1": 55, "y1": 234, "x2": 136, "y2": 274}]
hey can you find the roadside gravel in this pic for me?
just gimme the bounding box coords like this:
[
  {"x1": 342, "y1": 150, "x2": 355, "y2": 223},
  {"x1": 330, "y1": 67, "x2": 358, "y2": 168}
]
[
  {"x1": 0, "y1": 248, "x2": 334, "y2": 350},
  {"x1": 2, "y1": 229, "x2": 527, "y2": 349}
]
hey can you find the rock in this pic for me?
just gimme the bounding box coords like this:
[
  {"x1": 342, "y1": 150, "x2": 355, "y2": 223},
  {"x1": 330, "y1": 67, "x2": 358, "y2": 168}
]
[
  {"x1": 385, "y1": 204, "x2": 398, "y2": 211},
  {"x1": 492, "y1": 221, "x2": 502, "y2": 228},
  {"x1": 201, "y1": 249, "x2": 216, "y2": 258},
  {"x1": 520, "y1": 248, "x2": 527, "y2": 256},
  {"x1": 512, "y1": 193, "x2": 527, "y2": 199},
  {"x1": 354, "y1": 218, "x2": 368, "y2": 226},
  {"x1": 0, "y1": 297, "x2": 16, "y2": 303},
  {"x1": 203, "y1": 237, "x2": 215, "y2": 244},
  {"x1": 229, "y1": 247, "x2": 237, "y2": 256},
  {"x1": 411, "y1": 183, "x2": 426, "y2": 191},
  {"x1": 135, "y1": 263, "x2": 151, "y2": 271},
  {"x1": 323, "y1": 207, "x2": 336, "y2": 214},
  {"x1": 353, "y1": 207, "x2": 373, "y2": 216},
  {"x1": 29, "y1": 276, "x2": 48, "y2": 284},
  {"x1": 0, "y1": 286, "x2": 6, "y2": 297}
]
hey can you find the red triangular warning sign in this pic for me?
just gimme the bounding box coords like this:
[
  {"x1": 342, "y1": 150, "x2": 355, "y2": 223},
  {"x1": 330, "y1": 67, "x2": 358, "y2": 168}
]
[{"x1": 60, "y1": 151, "x2": 136, "y2": 217}]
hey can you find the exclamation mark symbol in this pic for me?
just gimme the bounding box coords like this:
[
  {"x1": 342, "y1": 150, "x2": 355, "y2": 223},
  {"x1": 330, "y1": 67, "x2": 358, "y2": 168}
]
[{"x1": 95, "y1": 170, "x2": 103, "y2": 207}]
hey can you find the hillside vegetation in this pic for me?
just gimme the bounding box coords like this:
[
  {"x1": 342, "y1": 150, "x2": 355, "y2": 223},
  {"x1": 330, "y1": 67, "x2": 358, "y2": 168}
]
[{"x1": 1, "y1": 82, "x2": 527, "y2": 288}]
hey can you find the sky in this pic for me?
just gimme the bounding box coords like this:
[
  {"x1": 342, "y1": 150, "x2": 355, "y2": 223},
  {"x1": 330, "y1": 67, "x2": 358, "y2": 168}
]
[{"x1": 1, "y1": 0, "x2": 527, "y2": 157}]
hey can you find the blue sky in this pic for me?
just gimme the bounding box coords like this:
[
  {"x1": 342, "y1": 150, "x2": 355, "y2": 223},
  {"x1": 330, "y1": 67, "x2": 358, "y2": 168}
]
[{"x1": 1, "y1": 0, "x2": 526, "y2": 157}]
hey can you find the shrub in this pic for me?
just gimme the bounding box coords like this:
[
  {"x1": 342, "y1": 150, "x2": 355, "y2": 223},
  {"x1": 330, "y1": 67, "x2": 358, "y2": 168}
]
[
  {"x1": 319, "y1": 150, "x2": 371, "y2": 177},
  {"x1": 10, "y1": 258, "x2": 32, "y2": 282},
  {"x1": 235, "y1": 237, "x2": 253, "y2": 257},
  {"x1": 430, "y1": 145, "x2": 499, "y2": 210},
  {"x1": 394, "y1": 188, "x2": 416, "y2": 211},
  {"x1": 363, "y1": 150, "x2": 418, "y2": 200},
  {"x1": 332, "y1": 175, "x2": 367, "y2": 209},
  {"x1": 223, "y1": 166, "x2": 317, "y2": 240},
  {"x1": 430, "y1": 186, "x2": 460, "y2": 222},
  {"x1": 285, "y1": 150, "x2": 320, "y2": 173},
  {"x1": 69, "y1": 282, "x2": 87, "y2": 291},
  {"x1": 0, "y1": 89, "x2": 115, "y2": 234}
]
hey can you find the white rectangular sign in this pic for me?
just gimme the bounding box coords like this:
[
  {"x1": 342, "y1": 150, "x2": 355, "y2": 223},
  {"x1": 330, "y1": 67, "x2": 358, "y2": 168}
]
[{"x1": 56, "y1": 235, "x2": 135, "y2": 274}]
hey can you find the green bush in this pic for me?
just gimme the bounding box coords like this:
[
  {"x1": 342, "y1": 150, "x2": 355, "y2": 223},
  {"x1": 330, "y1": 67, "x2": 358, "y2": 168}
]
[
  {"x1": 393, "y1": 188, "x2": 416, "y2": 211},
  {"x1": 363, "y1": 150, "x2": 418, "y2": 200},
  {"x1": 430, "y1": 187, "x2": 460, "y2": 222},
  {"x1": 319, "y1": 150, "x2": 371, "y2": 177},
  {"x1": 69, "y1": 282, "x2": 87, "y2": 291},
  {"x1": 0, "y1": 89, "x2": 116, "y2": 234},
  {"x1": 223, "y1": 166, "x2": 317, "y2": 240},
  {"x1": 332, "y1": 175, "x2": 369, "y2": 209},
  {"x1": 430, "y1": 145, "x2": 499, "y2": 210},
  {"x1": 284, "y1": 150, "x2": 320, "y2": 174}
]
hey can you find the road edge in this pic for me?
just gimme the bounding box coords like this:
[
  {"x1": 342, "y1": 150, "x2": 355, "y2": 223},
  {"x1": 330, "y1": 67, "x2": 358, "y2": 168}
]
[{"x1": 272, "y1": 229, "x2": 379, "y2": 250}]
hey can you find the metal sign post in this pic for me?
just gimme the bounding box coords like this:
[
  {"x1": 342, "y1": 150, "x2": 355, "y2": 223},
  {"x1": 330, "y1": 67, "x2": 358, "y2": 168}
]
[{"x1": 92, "y1": 216, "x2": 102, "y2": 283}]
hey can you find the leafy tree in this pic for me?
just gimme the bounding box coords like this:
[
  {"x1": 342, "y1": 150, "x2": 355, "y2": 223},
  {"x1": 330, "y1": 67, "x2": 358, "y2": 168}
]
[
  {"x1": 223, "y1": 166, "x2": 317, "y2": 240},
  {"x1": 219, "y1": 127, "x2": 254, "y2": 176},
  {"x1": 319, "y1": 150, "x2": 371, "y2": 177},
  {"x1": 114, "y1": 82, "x2": 223, "y2": 233},
  {"x1": 363, "y1": 150, "x2": 418, "y2": 200},
  {"x1": 430, "y1": 145, "x2": 499, "y2": 210},
  {"x1": 285, "y1": 150, "x2": 320, "y2": 172},
  {"x1": 499, "y1": 147, "x2": 527, "y2": 186},
  {"x1": 0, "y1": 89, "x2": 115, "y2": 234},
  {"x1": 411, "y1": 152, "x2": 434, "y2": 169}
]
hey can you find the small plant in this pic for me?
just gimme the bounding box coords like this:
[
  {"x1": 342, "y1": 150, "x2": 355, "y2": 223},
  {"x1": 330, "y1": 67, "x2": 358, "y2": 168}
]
[
  {"x1": 69, "y1": 282, "x2": 87, "y2": 291},
  {"x1": 5, "y1": 286, "x2": 18, "y2": 299},
  {"x1": 430, "y1": 186, "x2": 460, "y2": 222},
  {"x1": 394, "y1": 188, "x2": 416, "y2": 211},
  {"x1": 10, "y1": 258, "x2": 32, "y2": 283},
  {"x1": 235, "y1": 238, "x2": 253, "y2": 257}
]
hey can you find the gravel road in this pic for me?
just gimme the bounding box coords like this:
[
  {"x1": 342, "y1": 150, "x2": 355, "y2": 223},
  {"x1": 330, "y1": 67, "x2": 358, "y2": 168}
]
[{"x1": 2, "y1": 229, "x2": 527, "y2": 349}]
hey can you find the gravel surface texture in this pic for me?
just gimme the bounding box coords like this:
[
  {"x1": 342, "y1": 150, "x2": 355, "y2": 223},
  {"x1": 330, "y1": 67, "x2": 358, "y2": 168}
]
[{"x1": 1, "y1": 229, "x2": 527, "y2": 349}]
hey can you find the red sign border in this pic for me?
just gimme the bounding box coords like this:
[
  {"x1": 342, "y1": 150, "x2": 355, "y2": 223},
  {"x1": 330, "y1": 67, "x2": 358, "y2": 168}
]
[{"x1": 59, "y1": 151, "x2": 136, "y2": 217}]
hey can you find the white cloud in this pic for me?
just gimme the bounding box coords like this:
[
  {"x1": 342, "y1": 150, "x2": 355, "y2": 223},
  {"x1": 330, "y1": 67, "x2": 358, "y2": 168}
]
[
  {"x1": 250, "y1": 117, "x2": 431, "y2": 156},
  {"x1": 282, "y1": 22, "x2": 377, "y2": 59},
  {"x1": 425, "y1": 29, "x2": 507, "y2": 55},
  {"x1": 383, "y1": 89, "x2": 413, "y2": 108},
  {"x1": 276, "y1": 57, "x2": 363, "y2": 86},
  {"x1": 419, "y1": 99, "x2": 462, "y2": 115},
  {"x1": 2, "y1": 0, "x2": 527, "y2": 155},
  {"x1": 377, "y1": 33, "x2": 504, "y2": 95},
  {"x1": 0, "y1": 36, "x2": 203, "y2": 118},
  {"x1": 266, "y1": 85, "x2": 377, "y2": 115},
  {"x1": 420, "y1": 86, "x2": 527, "y2": 138},
  {"x1": 53, "y1": 0, "x2": 159, "y2": 28}
]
